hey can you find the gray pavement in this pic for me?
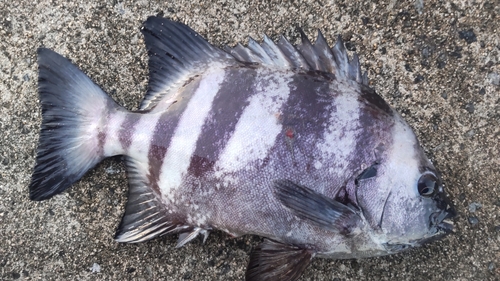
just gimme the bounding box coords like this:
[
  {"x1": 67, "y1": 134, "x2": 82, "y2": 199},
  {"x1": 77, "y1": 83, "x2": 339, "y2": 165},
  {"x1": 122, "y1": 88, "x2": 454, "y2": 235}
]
[{"x1": 0, "y1": 0, "x2": 499, "y2": 280}]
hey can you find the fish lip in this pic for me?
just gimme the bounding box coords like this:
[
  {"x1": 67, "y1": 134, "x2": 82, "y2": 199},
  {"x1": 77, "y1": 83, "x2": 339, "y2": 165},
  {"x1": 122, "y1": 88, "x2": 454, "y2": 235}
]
[
  {"x1": 417, "y1": 207, "x2": 456, "y2": 247},
  {"x1": 437, "y1": 220, "x2": 454, "y2": 234},
  {"x1": 383, "y1": 200, "x2": 456, "y2": 252},
  {"x1": 412, "y1": 215, "x2": 455, "y2": 246},
  {"x1": 382, "y1": 210, "x2": 455, "y2": 253},
  {"x1": 430, "y1": 209, "x2": 456, "y2": 234},
  {"x1": 430, "y1": 189, "x2": 457, "y2": 233}
]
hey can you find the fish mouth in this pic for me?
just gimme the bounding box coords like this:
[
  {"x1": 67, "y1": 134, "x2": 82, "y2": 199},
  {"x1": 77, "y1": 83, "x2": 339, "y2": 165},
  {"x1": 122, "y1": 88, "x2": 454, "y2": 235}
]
[
  {"x1": 429, "y1": 188, "x2": 456, "y2": 234},
  {"x1": 383, "y1": 196, "x2": 456, "y2": 253},
  {"x1": 436, "y1": 216, "x2": 454, "y2": 233},
  {"x1": 430, "y1": 209, "x2": 455, "y2": 234},
  {"x1": 417, "y1": 206, "x2": 456, "y2": 245},
  {"x1": 383, "y1": 209, "x2": 455, "y2": 253}
]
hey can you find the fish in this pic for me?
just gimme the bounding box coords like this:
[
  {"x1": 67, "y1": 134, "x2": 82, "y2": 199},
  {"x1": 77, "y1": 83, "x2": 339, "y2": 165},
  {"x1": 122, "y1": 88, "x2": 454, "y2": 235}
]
[{"x1": 29, "y1": 16, "x2": 455, "y2": 281}]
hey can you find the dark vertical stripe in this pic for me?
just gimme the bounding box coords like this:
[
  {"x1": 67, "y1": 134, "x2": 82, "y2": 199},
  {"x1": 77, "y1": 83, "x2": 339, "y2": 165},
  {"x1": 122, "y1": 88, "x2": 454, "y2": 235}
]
[
  {"x1": 277, "y1": 72, "x2": 336, "y2": 166},
  {"x1": 146, "y1": 78, "x2": 202, "y2": 194},
  {"x1": 359, "y1": 85, "x2": 393, "y2": 117},
  {"x1": 97, "y1": 99, "x2": 120, "y2": 155},
  {"x1": 353, "y1": 85, "x2": 395, "y2": 169},
  {"x1": 97, "y1": 131, "x2": 106, "y2": 155},
  {"x1": 352, "y1": 84, "x2": 396, "y2": 229},
  {"x1": 119, "y1": 113, "x2": 142, "y2": 150},
  {"x1": 187, "y1": 67, "x2": 259, "y2": 177}
]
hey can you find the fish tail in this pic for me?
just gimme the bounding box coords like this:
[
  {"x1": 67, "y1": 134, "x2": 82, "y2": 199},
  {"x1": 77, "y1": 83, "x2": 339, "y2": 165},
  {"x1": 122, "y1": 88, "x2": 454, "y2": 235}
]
[{"x1": 29, "y1": 48, "x2": 125, "y2": 201}]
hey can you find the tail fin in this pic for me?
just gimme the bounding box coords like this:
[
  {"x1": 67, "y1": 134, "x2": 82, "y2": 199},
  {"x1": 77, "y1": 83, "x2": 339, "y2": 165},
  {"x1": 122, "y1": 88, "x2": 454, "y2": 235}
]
[{"x1": 29, "y1": 48, "x2": 122, "y2": 201}]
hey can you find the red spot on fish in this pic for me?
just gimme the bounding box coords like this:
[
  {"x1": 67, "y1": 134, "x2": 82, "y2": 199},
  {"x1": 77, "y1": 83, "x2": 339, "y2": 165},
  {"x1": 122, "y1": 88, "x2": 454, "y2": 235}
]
[{"x1": 285, "y1": 128, "x2": 294, "y2": 139}]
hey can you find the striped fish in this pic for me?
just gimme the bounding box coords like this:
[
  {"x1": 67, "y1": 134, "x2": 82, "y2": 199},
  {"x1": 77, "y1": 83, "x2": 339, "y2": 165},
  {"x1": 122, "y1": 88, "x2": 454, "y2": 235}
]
[{"x1": 29, "y1": 17, "x2": 455, "y2": 281}]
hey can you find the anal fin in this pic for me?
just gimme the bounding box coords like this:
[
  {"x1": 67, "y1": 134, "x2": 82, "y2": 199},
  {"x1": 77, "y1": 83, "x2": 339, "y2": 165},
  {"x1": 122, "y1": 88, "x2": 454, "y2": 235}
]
[
  {"x1": 176, "y1": 227, "x2": 209, "y2": 248},
  {"x1": 115, "y1": 157, "x2": 187, "y2": 243},
  {"x1": 246, "y1": 239, "x2": 313, "y2": 281}
]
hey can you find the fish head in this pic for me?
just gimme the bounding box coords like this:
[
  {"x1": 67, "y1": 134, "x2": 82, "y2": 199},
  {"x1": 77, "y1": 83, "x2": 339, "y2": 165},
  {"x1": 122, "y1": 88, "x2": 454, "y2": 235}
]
[
  {"x1": 375, "y1": 165, "x2": 455, "y2": 253},
  {"x1": 354, "y1": 116, "x2": 455, "y2": 254}
]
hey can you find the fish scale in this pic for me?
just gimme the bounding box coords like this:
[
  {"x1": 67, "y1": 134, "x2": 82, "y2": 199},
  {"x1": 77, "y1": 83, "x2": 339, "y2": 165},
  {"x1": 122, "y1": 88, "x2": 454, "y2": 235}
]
[{"x1": 29, "y1": 16, "x2": 455, "y2": 281}]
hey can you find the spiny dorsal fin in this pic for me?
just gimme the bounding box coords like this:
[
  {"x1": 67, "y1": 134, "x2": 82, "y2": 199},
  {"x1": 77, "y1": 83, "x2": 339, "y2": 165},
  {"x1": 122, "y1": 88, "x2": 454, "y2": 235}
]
[
  {"x1": 225, "y1": 30, "x2": 370, "y2": 86},
  {"x1": 141, "y1": 17, "x2": 370, "y2": 111},
  {"x1": 312, "y1": 30, "x2": 337, "y2": 73},
  {"x1": 296, "y1": 29, "x2": 325, "y2": 72},
  {"x1": 140, "y1": 17, "x2": 236, "y2": 111},
  {"x1": 115, "y1": 157, "x2": 189, "y2": 243}
]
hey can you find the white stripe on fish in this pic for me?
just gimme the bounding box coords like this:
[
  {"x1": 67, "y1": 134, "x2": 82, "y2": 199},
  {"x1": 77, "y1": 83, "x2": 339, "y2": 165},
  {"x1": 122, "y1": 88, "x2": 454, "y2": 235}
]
[
  {"x1": 316, "y1": 81, "x2": 361, "y2": 177},
  {"x1": 158, "y1": 68, "x2": 226, "y2": 200},
  {"x1": 103, "y1": 110, "x2": 127, "y2": 157},
  {"x1": 215, "y1": 70, "x2": 294, "y2": 177},
  {"x1": 128, "y1": 113, "x2": 163, "y2": 174}
]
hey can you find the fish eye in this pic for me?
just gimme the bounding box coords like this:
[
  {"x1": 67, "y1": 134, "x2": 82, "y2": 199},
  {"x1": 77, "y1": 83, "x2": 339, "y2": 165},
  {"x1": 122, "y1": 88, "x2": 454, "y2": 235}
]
[{"x1": 417, "y1": 174, "x2": 438, "y2": 197}]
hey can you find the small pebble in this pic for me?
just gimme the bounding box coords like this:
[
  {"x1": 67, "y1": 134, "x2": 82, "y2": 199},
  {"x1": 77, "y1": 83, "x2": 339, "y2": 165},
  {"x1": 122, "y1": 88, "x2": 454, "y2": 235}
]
[
  {"x1": 468, "y1": 216, "x2": 479, "y2": 226},
  {"x1": 414, "y1": 74, "x2": 424, "y2": 83},
  {"x1": 458, "y1": 29, "x2": 477, "y2": 44},
  {"x1": 466, "y1": 130, "x2": 475, "y2": 139},
  {"x1": 464, "y1": 102, "x2": 474, "y2": 113},
  {"x1": 91, "y1": 263, "x2": 101, "y2": 273},
  {"x1": 415, "y1": 0, "x2": 424, "y2": 14},
  {"x1": 345, "y1": 41, "x2": 356, "y2": 51},
  {"x1": 479, "y1": 88, "x2": 485, "y2": 95},
  {"x1": 437, "y1": 53, "x2": 447, "y2": 66},
  {"x1": 468, "y1": 202, "x2": 482, "y2": 212},
  {"x1": 494, "y1": 225, "x2": 500, "y2": 232},
  {"x1": 488, "y1": 72, "x2": 499, "y2": 86},
  {"x1": 449, "y1": 48, "x2": 462, "y2": 58},
  {"x1": 422, "y1": 47, "x2": 431, "y2": 58},
  {"x1": 488, "y1": 262, "x2": 496, "y2": 271},
  {"x1": 437, "y1": 60, "x2": 446, "y2": 69},
  {"x1": 392, "y1": 90, "x2": 402, "y2": 98}
]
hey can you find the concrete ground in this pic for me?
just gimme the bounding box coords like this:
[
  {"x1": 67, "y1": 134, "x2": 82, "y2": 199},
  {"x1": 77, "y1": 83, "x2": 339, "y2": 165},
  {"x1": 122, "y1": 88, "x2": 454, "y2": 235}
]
[{"x1": 0, "y1": 0, "x2": 498, "y2": 280}]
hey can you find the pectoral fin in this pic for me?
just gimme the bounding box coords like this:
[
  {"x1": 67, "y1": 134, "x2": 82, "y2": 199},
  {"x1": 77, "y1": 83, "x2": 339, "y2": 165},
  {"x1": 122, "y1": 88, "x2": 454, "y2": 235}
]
[
  {"x1": 274, "y1": 180, "x2": 360, "y2": 234},
  {"x1": 246, "y1": 239, "x2": 313, "y2": 281}
]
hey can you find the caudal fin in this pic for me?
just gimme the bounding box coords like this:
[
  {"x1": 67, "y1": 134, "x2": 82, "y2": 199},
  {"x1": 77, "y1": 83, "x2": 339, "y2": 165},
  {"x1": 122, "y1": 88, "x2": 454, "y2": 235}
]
[{"x1": 29, "y1": 48, "x2": 122, "y2": 201}]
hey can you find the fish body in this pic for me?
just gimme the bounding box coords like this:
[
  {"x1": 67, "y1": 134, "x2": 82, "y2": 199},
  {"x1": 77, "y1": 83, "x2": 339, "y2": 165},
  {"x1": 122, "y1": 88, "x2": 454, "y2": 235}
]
[{"x1": 30, "y1": 17, "x2": 455, "y2": 280}]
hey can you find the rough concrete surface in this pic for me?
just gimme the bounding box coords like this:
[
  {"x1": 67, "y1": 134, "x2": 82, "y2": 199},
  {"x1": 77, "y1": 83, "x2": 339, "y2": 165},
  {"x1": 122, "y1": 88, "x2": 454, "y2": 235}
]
[{"x1": 0, "y1": 0, "x2": 498, "y2": 280}]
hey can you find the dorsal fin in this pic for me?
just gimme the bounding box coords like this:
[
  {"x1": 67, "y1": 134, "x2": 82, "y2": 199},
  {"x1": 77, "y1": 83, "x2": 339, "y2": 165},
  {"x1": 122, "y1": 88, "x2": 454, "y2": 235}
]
[
  {"x1": 311, "y1": 30, "x2": 337, "y2": 73},
  {"x1": 225, "y1": 30, "x2": 370, "y2": 86},
  {"x1": 139, "y1": 17, "x2": 236, "y2": 110},
  {"x1": 114, "y1": 157, "x2": 189, "y2": 243},
  {"x1": 296, "y1": 29, "x2": 325, "y2": 72},
  {"x1": 140, "y1": 17, "x2": 371, "y2": 111}
]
